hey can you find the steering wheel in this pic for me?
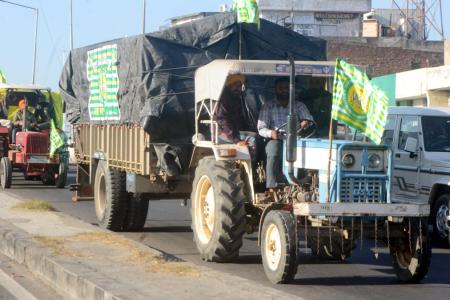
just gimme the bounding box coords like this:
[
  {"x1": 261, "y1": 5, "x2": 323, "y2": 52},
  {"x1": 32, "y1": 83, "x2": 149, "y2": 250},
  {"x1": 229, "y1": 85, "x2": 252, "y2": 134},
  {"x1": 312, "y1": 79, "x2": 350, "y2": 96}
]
[{"x1": 277, "y1": 119, "x2": 317, "y2": 138}]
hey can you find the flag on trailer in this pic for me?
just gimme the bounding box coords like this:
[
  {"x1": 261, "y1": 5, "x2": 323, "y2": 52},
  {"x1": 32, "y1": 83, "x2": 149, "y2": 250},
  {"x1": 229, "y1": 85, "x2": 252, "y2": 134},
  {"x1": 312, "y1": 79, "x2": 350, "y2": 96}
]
[
  {"x1": 331, "y1": 58, "x2": 388, "y2": 144},
  {"x1": 0, "y1": 69, "x2": 6, "y2": 83},
  {"x1": 233, "y1": 0, "x2": 260, "y2": 28},
  {"x1": 86, "y1": 44, "x2": 120, "y2": 121},
  {"x1": 49, "y1": 120, "x2": 64, "y2": 157}
]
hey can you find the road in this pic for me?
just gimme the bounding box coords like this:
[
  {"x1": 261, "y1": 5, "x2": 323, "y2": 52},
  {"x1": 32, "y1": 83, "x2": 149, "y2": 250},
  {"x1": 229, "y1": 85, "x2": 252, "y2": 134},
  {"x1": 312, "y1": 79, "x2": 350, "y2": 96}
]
[{"x1": 5, "y1": 169, "x2": 450, "y2": 300}]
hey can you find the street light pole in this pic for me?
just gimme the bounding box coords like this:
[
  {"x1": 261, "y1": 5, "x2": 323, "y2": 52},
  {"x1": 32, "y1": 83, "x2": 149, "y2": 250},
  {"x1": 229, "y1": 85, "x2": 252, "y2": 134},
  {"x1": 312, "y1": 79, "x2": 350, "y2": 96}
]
[
  {"x1": 0, "y1": 0, "x2": 38, "y2": 83},
  {"x1": 142, "y1": 0, "x2": 146, "y2": 34}
]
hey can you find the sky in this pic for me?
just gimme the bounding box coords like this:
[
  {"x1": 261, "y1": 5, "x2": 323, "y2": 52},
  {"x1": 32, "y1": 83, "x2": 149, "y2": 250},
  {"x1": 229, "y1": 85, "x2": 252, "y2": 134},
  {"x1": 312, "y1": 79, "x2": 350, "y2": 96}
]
[{"x1": 0, "y1": 0, "x2": 449, "y2": 90}]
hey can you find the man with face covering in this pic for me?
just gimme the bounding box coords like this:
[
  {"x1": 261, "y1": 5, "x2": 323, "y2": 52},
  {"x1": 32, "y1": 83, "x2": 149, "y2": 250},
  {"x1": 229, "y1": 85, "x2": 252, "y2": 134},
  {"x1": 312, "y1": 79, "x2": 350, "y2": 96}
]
[
  {"x1": 215, "y1": 74, "x2": 257, "y2": 161},
  {"x1": 258, "y1": 77, "x2": 314, "y2": 192}
]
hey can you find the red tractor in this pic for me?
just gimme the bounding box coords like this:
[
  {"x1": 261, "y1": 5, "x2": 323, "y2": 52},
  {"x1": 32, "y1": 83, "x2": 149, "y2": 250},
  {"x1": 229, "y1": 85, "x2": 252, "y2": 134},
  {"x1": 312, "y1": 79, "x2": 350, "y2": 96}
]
[{"x1": 0, "y1": 84, "x2": 68, "y2": 189}]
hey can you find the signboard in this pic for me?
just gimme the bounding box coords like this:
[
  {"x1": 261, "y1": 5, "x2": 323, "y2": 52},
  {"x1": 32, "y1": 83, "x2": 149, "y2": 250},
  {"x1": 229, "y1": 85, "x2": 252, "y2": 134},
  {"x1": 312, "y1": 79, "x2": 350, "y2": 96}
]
[
  {"x1": 275, "y1": 64, "x2": 333, "y2": 76},
  {"x1": 87, "y1": 44, "x2": 120, "y2": 121},
  {"x1": 314, "y1": 12, "x2": 357, "y2": 21}
]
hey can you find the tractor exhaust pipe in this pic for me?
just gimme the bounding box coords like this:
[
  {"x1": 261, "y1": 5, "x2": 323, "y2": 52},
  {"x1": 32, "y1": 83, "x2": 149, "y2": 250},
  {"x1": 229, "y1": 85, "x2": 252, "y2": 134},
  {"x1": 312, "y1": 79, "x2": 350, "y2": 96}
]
[
  {"x1": 286, "y1": 57, "x2": 300, "y2": 185},
  {"x1": 23, "y1": 96, "x2": 28, "y2": 133}
]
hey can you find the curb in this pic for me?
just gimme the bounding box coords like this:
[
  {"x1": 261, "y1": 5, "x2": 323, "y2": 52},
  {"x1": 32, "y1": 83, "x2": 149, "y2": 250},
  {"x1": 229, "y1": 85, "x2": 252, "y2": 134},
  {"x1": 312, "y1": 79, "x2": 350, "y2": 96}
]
[
  {"x1": 0, "y1": 192, "x2": 302, "y2": 300},
  {"x1": 0, "y1": 219, "x2": 121, "y2": 300},
  {"x1": 0, "y1": 192, "x2": 166, "y2": 300}
]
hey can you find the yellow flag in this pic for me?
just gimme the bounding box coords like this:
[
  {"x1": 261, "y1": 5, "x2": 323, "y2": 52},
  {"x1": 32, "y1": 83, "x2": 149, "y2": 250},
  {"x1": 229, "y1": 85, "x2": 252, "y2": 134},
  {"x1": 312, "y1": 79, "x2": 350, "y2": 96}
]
[
  {"x1": 49, "y1": 120, "x2": 65, "y2": 156},
  {"x1": 233, "y1": 0, "x2": 260, "y2": 28}
]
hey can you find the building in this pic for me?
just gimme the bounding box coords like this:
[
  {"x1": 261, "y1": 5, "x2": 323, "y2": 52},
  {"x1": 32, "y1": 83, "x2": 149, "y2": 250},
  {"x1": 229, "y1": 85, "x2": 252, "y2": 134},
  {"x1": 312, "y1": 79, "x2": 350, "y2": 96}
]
[
  {"x1": 169, "y1": 12, "x2": 220, "y2": 27},
  {"x1": 258, "y1": 0, "x2": 371, "y2": 37},
  {"x1": 362, "y1": 9, "x2": 422, "y2": 39},
  {"x1": 372, "y1": 41, "x2": 450, "y2": 107}
]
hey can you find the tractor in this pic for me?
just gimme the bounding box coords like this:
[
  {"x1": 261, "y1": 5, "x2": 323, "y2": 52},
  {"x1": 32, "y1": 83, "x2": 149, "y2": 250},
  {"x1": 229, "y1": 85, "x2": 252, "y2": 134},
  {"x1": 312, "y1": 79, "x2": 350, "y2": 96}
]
[
  {"x1": 0, "y1": 84, "x2": 68, "y2": 189},
  {"x1": 190, "y1": 59, "x2": 431, "y2": 284}
]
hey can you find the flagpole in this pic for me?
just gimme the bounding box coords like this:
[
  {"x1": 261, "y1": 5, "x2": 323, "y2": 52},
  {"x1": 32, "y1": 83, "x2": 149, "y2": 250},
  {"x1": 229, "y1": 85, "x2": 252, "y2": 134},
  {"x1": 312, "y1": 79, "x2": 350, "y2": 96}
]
[
  {"x1": 239, "y1": 23, "x2": 242, "y2": 60},
  {"x1": 326, "y1": 117, "x2": 333, "y2": 203}
]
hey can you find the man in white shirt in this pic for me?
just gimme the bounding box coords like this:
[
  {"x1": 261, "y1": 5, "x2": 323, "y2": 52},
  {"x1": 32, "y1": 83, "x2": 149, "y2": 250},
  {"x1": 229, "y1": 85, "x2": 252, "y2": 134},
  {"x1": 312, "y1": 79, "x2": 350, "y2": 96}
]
[{"x1": 257, "y1": 77, "x2": 313, "y2": 191}]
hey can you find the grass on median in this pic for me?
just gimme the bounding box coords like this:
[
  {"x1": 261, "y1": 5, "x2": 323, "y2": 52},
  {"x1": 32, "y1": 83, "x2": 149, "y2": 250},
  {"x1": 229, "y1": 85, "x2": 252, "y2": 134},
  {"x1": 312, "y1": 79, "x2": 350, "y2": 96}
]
[
  {"x1": 13, "y1": 199, "x2": 55, "y2": 212},
  {"x1": 73, "y1": 232, "x2": 201, "y2": 277},
  {"x1": 33, "y1": 236, "x2": 85, "y2": 257}
]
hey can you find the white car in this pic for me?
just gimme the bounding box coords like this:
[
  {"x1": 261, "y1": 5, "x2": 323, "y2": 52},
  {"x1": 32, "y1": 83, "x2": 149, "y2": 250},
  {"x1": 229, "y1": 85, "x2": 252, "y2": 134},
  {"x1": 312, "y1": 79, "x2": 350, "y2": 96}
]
[{"x1": 383, "y1": 106, "x2": 450, "y2": 247}]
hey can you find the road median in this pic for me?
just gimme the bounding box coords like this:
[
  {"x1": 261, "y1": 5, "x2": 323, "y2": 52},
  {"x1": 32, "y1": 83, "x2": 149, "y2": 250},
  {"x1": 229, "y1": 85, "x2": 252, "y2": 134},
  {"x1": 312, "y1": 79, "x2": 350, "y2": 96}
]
[{"x1": 0, "y1": 191, "x2": 298, "y2": 300}]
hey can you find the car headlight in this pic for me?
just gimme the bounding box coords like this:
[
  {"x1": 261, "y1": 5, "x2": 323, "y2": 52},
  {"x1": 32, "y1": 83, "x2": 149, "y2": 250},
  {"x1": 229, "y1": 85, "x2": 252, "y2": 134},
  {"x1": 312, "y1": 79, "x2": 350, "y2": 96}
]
[
  {"x1": 368, "y1": 154, "x2": 381, "y2": 168},
  {"x1": 342, "y1": 154, "x2": 355, "y2": 168}
]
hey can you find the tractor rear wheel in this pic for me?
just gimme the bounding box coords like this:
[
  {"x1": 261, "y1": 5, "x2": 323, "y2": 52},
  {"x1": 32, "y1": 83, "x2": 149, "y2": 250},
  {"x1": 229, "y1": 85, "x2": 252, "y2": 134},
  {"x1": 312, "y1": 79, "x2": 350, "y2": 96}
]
[
  {"x1": 0, "y1": 157, "x2": 12, "y2": 189},
  {"x1": 94, "y1": 160, "x2": 127, "y2": 231},
  {"x1": 191, "y1": 157, "x2": 246, "y2": 262},
  {"x1": 390, "y1": 218, "x2": 431, "y2": 283}
]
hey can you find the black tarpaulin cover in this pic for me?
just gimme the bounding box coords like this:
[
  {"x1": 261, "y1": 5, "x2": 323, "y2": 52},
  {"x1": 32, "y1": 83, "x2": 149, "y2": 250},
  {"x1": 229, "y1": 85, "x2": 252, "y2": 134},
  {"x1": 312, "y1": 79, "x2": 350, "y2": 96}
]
[{"x1": 59, "y1": 12, "x2": 326, "y2": 142}]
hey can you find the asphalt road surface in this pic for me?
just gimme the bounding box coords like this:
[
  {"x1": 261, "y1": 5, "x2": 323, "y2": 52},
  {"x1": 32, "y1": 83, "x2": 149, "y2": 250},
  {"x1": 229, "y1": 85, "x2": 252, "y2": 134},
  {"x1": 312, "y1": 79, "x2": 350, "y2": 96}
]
[{"x1": 5, "y1": 169, "x2": 450, "y2": 300}]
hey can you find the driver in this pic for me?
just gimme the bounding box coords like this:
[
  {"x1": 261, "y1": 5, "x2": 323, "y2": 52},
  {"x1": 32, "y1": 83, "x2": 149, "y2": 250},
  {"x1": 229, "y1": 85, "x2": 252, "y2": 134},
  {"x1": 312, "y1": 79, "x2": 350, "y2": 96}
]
[
  {"x1": 11, "y1": 99, "x2": 38, "y2": 143},
  {"x1": 257, "y1": 77, "x2": 313, "y2": 192}
]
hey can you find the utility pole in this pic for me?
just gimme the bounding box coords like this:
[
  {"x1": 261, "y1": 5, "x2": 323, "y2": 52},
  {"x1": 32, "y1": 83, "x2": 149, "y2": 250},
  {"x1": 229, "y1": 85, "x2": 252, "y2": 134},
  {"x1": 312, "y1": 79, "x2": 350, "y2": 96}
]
[
  {"x1": 70, "y1": 0, "x2": 73, "y2": 50},
  {"x1": 0, "y1": 0, "x2": 39, "y2": 83},
  {"x1": 32, "y1": 8, "x2": 38, "y2": 84},
  {"x1": 142, "y1": 0, "x2": 146, "y2": 34}
]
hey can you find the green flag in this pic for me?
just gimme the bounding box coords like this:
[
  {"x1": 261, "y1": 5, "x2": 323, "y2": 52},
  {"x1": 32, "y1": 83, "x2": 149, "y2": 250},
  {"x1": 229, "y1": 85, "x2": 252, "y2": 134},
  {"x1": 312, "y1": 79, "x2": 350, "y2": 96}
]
[
  {"x1": 0, "y1": 69, "x2": 6, "y2": 83},
  {"x1": 331, "y1": 58, "x2": 388, "y2": 144},
  {"x1": 233, "y1": 0, "x2": 260, "y2": 28},
  {"x1": 49, "y1": 119, "x2": 64, "y2": 156}
]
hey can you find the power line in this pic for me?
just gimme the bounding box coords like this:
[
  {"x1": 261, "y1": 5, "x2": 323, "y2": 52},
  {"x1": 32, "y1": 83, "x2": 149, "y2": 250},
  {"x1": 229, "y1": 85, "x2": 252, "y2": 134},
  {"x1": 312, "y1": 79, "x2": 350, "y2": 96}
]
[{"x1": 0, "y1": 0, "x2": 39, "y2": 83}]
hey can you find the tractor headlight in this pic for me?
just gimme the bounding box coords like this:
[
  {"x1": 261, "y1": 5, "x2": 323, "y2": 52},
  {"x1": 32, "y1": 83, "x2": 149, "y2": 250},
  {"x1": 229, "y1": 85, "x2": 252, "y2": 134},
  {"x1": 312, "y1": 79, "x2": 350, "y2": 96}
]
[
  {"x1": 342, "y1": 154, "x2": 355, "y2": 168},
  {"x1": 368, "y1": 154, "x2": 381, "y2": 168}
]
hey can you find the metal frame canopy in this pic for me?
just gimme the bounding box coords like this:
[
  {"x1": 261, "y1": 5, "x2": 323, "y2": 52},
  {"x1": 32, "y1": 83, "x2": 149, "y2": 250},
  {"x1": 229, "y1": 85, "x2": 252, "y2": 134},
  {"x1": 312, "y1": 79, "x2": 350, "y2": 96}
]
[
  {"x1": 194, "y1": 59, "x2": 336, "y2": 103},
  {"x1": 0, "y1": 83, "x2": 51, "y2": 92}
]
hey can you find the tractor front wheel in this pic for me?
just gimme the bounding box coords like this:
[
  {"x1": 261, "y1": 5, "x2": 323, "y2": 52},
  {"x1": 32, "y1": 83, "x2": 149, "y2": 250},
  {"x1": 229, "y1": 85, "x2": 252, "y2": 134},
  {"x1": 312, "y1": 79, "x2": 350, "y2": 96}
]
[
  {"x1": 390, "y1": 218, "x2": 431, "y2": 283},
  {"x1": 261, "y1": 210, "x2": 298, "y2": 284}
]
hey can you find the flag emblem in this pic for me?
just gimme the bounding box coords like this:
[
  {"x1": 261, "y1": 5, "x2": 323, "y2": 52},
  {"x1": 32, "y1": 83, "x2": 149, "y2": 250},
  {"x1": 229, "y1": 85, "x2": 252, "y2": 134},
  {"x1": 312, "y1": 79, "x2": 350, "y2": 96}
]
[{"x1": 331, "y1": 58, "x2": 388, "y2": 144}]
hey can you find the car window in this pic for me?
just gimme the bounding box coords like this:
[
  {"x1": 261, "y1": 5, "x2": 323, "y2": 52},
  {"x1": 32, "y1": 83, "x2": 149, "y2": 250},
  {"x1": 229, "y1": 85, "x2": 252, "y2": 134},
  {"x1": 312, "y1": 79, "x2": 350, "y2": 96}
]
[
  {"x1": 422, "y1": 116, "x2": 450, "y2": 152},
  {"x1": 398, "y1": 116, "x2": 419, "y2": 150},
  {"x1": 382, "y1": 116, "x2": 396, "y2": 146}
]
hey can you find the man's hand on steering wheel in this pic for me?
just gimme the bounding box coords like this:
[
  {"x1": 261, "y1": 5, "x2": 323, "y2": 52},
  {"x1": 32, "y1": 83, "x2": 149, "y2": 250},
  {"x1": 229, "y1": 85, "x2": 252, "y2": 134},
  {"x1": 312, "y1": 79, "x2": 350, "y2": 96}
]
[
  {"x1": 300, "y1": 120, "x2": 312, "y2": 129},
  {"x1": 271, "y1": 130, "x2": 278, "y2": 140},
  {"x1": 276, "y1": 119, "x2": 317, "y2": 138}
]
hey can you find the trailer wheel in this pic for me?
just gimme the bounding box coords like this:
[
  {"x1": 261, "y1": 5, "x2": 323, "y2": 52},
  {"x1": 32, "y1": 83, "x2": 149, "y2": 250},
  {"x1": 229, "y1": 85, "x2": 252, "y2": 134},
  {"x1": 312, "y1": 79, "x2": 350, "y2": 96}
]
[
  {"x1": 94, "y1": 160, "x2": 127, "y2": 231},
  {"x1": 390, "y1": 218, "x2": 431, "y2": 283},
  {"x1": 191, "y1": 157, "x2": 246, "y2": 262},
  {"x1": 55, "y1": 154, "x2": 69, "y2": 188},
  {"x1": 0, "y1": 157, "x2": 12, "y2": 189},
  {"x1": 431, "y1": 194, "x2": 450, "y2": 248},
  {"x1": 261, "y1": 210, "x2": 298, "y2": 284},
  {"x1": 123, "y1": 193, "x2": 149, "y2": 231}
]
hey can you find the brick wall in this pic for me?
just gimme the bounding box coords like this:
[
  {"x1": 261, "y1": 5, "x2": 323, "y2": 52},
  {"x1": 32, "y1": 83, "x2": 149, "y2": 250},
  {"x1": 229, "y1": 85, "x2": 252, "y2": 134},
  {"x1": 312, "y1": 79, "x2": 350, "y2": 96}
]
[{"x1": 327, "y1": 40, "x2": 444, "y2": 77}]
